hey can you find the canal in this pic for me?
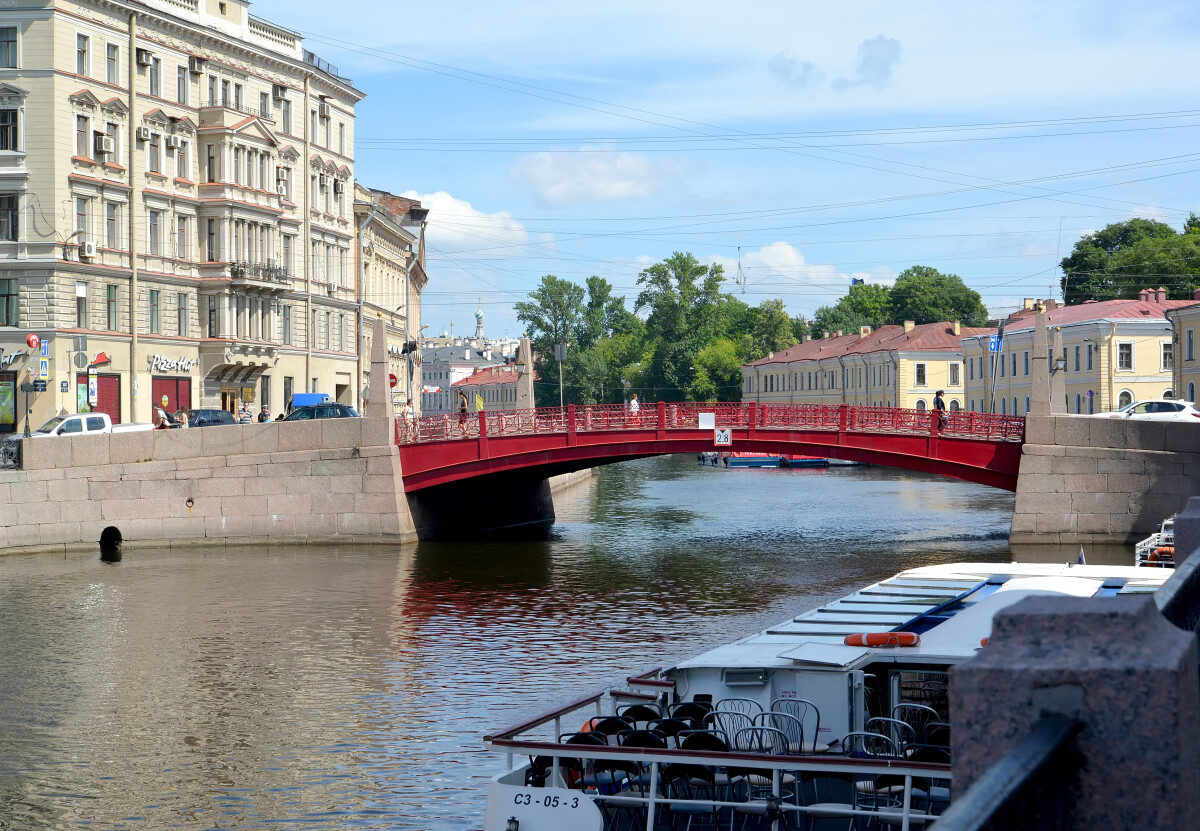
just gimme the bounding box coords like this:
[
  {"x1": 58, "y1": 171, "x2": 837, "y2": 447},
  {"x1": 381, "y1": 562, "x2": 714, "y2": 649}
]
[{"x1": 0, "y1": 455, "x2": 1120, "y2": 829}]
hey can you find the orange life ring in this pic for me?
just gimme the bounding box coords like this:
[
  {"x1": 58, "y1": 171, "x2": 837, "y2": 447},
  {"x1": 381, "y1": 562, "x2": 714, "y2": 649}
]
[
  {"x1": 1148, "y1": 550, "x2": 1159, "y2": 562},
  {"x1": 980, "y1": 637, "x2": 990, "y2": 647},
  {"x1": 1156, "y1": 546, "x2": 1175, "y2": 556},
  {"x1": 844, "y1": 632, "x2": 920, "y2": 648}
]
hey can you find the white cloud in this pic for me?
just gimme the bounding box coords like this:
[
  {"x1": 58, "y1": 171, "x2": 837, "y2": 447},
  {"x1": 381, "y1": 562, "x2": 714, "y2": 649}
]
[
  {"x1": 768, "y1": 50, "x2": 823, "y2": 89},
  {"x1": 509, "y1": 144, "x2": 685, "y2": 207},
  {"x1": 399, "y1": 190, "x2": 531, "y2": 253},
  {"x1": 832, "y1": 35, "x2": 902, "y2": 90}
]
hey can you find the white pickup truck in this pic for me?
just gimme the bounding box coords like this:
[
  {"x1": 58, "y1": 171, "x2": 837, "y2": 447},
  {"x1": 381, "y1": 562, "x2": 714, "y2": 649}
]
[{"x1": 24, "y1": 412, "x2": 155, "y2": 437}]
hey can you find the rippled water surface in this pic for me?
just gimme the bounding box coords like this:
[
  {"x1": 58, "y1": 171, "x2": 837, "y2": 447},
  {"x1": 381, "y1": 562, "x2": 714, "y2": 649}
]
[{"x1": 0, "y1": 455, "x2": 1063, "y2": 829}]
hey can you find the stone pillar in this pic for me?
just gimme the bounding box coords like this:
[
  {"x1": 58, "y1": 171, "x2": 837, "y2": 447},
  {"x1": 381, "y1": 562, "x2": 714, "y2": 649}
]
[
  {"x1": 515, "y1": 336, "x2": 534, "y2": 410},
  {"x1": 952, "y1": 594, "x2": 1199, "y2": 829},
  {"x1": 1051, "y1": 326, "x2": 1067, "y2": 414},
  {"x1": 363, "y1": 314, "x2": 394, "y2": 419},
  {"x1": 1174, "y1": 496, "x2": 1200, "y2": 565},
  {"x1": 1030, "y1": 307, "x2": 1051, "y2": 416}
]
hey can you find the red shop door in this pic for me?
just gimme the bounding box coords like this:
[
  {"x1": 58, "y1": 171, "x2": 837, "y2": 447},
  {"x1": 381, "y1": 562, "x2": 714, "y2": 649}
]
[
  {"x1": 77, "y1": 373, "x2": 121, "y2": 423},
  {"x1": 151, "y1": 377, "x2": 192, "y2": 413}
]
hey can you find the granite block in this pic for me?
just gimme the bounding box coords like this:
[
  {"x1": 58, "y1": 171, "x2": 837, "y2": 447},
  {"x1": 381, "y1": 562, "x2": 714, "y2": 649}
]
[
  {"x1": 71, "y1": 434, "x2": 111, "y2": 468},
  {"x1": 1023, "y1": 415, "x2": 1055, "y2": 445},
  {"x1": 153, "y1": 427, "x2": 203, "y2": 460},
  {"x1": 360, "y1": 417, "x2": 392, "y2": 447},
  {"x1": 1087, "y1": 417, "x2": 1128, "y2": 450},
  {"x1": 201, "y1": 424, "x2": 244, "y2": 458},
  {"x1": 277, "y1": 420, "x2": 322, "y2": 452},
  {"x1": 241, "y1": 423, "x2": 279, "y2": 455},
  {"x1": 204, "y1": 514, "x2": 256, "y2": 537},
  {"x1": 1053, "y1": 416, "x2": 1090, "y2": 448},
  {"x1": 321, "y1": 417, "x2": 363, "y2": 449},
  {"x1": 109, "y1": 431, "x2": 156, "y2": 465},
  {"x1": 1126, "y1": 421, "x2": 1167, "y2": 451}
]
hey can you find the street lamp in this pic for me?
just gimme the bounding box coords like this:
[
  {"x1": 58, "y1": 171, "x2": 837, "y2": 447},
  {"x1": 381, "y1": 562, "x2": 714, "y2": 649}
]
[{"x1": 554, "y1": 342, "x2": 567, "y2": 408}]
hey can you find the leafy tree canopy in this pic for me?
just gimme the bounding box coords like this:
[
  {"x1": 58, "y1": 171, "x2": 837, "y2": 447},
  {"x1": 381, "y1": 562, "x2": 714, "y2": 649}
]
[
  {"x1": 889, "y1": 266, "x2": 988, "y2": 326},
  {"x1": 1060, "y1": 217, "x2": 1200, "y2": 303}
]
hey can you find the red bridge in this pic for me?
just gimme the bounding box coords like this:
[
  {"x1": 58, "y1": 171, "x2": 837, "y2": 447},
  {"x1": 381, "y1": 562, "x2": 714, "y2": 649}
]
[{"x1": 396, "y1": 402, "x2": 1024, "y2": 493}]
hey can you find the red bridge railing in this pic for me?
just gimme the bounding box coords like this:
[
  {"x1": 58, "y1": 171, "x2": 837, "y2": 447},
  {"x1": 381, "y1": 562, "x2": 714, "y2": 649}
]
[{"x1": 396, "y1": 402, "x2": 1025, "y2": 445}]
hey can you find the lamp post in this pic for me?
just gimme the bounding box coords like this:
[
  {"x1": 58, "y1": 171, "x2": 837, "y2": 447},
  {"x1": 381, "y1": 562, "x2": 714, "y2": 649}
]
[{"x1": 553, "y1": 342, "x2": 567, "y2": 408}]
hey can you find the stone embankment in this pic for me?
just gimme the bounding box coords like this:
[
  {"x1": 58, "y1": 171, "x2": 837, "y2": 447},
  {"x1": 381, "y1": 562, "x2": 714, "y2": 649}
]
[{"x1": 1012, "y1": 414, "x2": 1200, "y2": 544}]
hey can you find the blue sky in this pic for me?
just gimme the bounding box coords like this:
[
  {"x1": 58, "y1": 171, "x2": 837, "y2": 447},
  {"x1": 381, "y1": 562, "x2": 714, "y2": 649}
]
[{"x1": 253, "y1": 0, "x2": 1200, "y2": 338}]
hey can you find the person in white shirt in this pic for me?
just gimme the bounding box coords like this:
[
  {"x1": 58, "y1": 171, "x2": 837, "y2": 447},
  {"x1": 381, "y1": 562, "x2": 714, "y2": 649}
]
[{"x1": 628, "y1": 393, "x2": 639, "y2": 414}]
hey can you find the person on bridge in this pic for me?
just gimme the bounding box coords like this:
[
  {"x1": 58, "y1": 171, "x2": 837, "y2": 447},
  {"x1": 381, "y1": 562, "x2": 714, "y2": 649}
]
[
  {"x1": 257, "y1": 405, "x2": 270, "y2": 423},
  {"x1": 933, "y1": 390, "x2": 947, "y2": 430},
  {"x1": 458, "y1": 390, "x2": 469, "y2": 435},
  {"x1": 629, "y1": 393, "x2": 639, "y2": 415}
]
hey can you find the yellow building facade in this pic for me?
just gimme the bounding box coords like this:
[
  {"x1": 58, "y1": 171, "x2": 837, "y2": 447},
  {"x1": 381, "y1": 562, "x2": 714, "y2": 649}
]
[
  {"x1": 742, "y1": 321, "x2": 989, "y2": 412},
  {"x1": 1165, "y1": 296, "x2": 1200, "y2": 404},
  {"x1": 0, "y1": 0, "x2": 365, "y2": 432},
  {"x1": 961, "y1": 292, "x2": 1185, "y2": 416}
]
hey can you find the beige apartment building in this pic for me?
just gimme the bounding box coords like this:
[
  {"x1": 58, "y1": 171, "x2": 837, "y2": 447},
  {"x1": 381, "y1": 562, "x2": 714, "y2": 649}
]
[
  {"x1": 741, "y1": 321, "x2": 988, "y2": 412},
  {"x1": 961, "y1": 291, "x2": 1187, "y2": 416},
  {"x1": 451, "y1": 363, "x2": 524, "y2": 413},
  {"x1": 1164, "y1": 293, "x2": 1200, "y2": 404},
  {"x1": 353, "y1": 184, "x2": 427, "y2": 415},
  {"x1": 0, "y1": 0, "x2": 365, "y2": 433}
]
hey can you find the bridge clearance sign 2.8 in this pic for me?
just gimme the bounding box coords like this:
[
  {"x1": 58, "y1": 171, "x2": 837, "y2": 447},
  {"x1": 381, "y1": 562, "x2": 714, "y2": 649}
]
[{"x1": 714, "y1": 427, "x2": 732, "y2": 446}]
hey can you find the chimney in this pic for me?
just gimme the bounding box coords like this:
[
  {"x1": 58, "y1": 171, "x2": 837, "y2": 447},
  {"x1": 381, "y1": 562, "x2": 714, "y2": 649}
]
[
  {"x1": 823, "y1": 332, "x2": 831, "y2": 339},
  {"x1": 1139, "y1": 289, "x2": 1151, "y2": 302},
  {"x1": 1043, "y1": 299, "x2": 1057, "y2": 311},
  {"x1": 903, "y1": 320, "x2": 915, "y2": 333},
  {"x1": 952, "y1": 320, "x2": 961, "y2": 336},
  {"x1": 1194, "y1": 288, "x2": 1200, "y2": 301},
  {"x1": 1156, "y1": 287, "x2": 1168, "y2": 303},
  {"x1": 836, "y1": 330, "x2": 843, "y2": 337},
  {"x1": 859, "y1": 325, "x2": 871, "y2": 338},
  {"x1": 1023, "y1": 298, "x2": 1035, "y2": 310}
]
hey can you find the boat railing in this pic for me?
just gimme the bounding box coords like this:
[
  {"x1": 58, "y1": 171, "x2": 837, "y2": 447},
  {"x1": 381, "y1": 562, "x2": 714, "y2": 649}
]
[
  {"x1": 487, "y1": 690, "x2": 951, "y2": 831},
  {"x1": 1155, "y1": 542, "x2": 1200, "y2": 631}
]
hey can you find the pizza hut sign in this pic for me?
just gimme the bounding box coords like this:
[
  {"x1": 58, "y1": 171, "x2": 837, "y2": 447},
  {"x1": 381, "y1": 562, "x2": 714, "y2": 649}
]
[{"x1": 149, "y1": 354, "x2": 198, "y2": 373}]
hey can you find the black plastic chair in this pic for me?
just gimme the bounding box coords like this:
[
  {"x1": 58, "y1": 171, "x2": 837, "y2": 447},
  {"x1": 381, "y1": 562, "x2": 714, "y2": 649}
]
[
  {"x1": 648, "y1": 717, "x2": 695, "y2": 745},
  {"x1": 617, "y1": 702, "x2": 663, "y2": 723},
  {"x1": 670, "y1": 700, "x2": 714, "y2": 723},
  {"x1": 585, "y1": 714, "x2": 636, "y2": 744}
]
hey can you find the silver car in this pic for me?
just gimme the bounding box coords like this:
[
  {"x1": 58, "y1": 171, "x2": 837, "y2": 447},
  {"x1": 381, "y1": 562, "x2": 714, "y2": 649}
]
[{"x1": 1107, "y1": 399, "x2": 1200, "y2": 422}]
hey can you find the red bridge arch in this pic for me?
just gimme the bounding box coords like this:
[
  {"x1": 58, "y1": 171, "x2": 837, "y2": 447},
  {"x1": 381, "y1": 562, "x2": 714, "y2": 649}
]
[{"x1": 396, "y1": 402, "x2": 1024, "y2": 493}]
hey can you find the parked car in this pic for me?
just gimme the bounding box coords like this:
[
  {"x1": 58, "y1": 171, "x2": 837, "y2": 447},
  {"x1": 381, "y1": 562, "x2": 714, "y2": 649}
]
[
  {"x1": 178, "y1": 408, "x2": 238, "y2": 428},
  {"x1": 283, "y1": 403, "x2": 360, "y2": 421},
  {"x1": 1104, "y1": 399, "x2": 1200, "y2": 422},
  {"x1": 17, "y1": 412, "x2": 154, "y2": 438}
]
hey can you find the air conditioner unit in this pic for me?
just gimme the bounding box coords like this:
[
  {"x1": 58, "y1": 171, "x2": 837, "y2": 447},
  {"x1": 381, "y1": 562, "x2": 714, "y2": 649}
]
[
  {"x1": 276, "y1": 184, "x2": 287, "y2": 196},
  {"x1": 318, "y1": 175, "x2": 328, "y2": 187},
  {"x1": 318, "y1": 100, "x2": 330, "y2": 119},
  {"x1": 326, "y1": 284, "x2": 336, "y2": 296},
  {"x1": 332, "y1": 180, "x2": 343, "y2": 195},
  {"x1": 135, "y1": 48, "x2": 153, "y2": 67},
  {"x1": 80, "y1": 240, "x2": 97, "y2": 259},
  {"x1": 134, "y1": 126, "x2": 151, "y2": 142},
  {"x1": 272, "y1": 84, "x2": 287, "y2": 100},
  {"x1": 165, "y1": 135, "x2": 182, "y2": 150},
  {"x1": 94, "y1": 135, "x2": 115, "y2": 155},
  {"x1": 188, "y1": 56, "x2": 206, "y2": 74}
]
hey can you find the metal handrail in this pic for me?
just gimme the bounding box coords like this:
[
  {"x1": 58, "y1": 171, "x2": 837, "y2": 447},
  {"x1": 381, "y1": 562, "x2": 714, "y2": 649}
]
[
  {"x1": 933, "y1": 714, "x2": 1080, "y2": 831},
  {"x1": 397, "y1": 403, "x2": 1025, "y2": 445}
]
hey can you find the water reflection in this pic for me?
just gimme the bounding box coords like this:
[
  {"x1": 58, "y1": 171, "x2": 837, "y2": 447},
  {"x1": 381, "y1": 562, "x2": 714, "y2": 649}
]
[{"x1": 0, "y1": 454, "x2": 1092, "y2": 829}]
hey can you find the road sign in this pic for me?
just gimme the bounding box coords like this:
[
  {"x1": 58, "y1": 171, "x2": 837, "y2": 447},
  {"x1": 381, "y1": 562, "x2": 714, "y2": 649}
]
[
  {"x1": 988, "y1": 335, "x2": 1002, "y2": 352},
  {"x1": 388, "y1": 373, "x2": 398, "y2": 388},
  {"x1": 74, "y1": 353, "x2": 88, "y2": 369},
  {"x1": 60, "y1": 381, "x2": 68, "y2": 393},
  {"x1": 40, "y1": 340, "x2": 48, "y2": 357},
  {"x1": 32, "y1": 380, "x2": 46, "y2": 392},
  {"x1": 714, "y1": 427, "x2": 732, "y2": 446},
  {"x1": 38, "y1": 358, "x2": 48, "y2": 380},
  {"x1": 1087, "y1": 390, "x2": 1094, "y2": 398},
  {"x1": 19, "y1": 382, "x2": 33, "y2": 393}
]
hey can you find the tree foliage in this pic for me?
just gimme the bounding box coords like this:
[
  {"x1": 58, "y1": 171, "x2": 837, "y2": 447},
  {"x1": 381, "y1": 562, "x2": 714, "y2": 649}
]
[
  {"x1": 1060, "y1": 217, "x2": 1200, "y2": 303},
  {"x1": 889, "y1": 266, "x2": 988, "y2": 326},
  {"x1": 810, "y1": 282, "x2": 893, "y2": 338}
]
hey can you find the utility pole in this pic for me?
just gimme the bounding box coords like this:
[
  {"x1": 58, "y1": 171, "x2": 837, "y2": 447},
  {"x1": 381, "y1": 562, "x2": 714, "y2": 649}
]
[{"x1": 554, "y1": 343, "x2": 567, "y2": 408}]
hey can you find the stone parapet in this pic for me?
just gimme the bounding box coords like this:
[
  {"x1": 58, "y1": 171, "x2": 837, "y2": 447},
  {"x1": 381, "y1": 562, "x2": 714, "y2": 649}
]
[
  {"x1": 1011, "y1": 415, "x2": 1200, "y2": 544},
  {"x1": 0, "y1": 416, "x2": 416, "y2": 555},
  {"x1": 951, "y1": 594, "x2": 1200, "y2": 829}
]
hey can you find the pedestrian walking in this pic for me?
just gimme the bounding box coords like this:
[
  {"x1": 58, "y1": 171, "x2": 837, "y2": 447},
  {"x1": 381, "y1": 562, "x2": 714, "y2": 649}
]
[
  {"x1": 458, "y1": 390, "x2": 469, "y2": 435},
  {"x1": 257, "y1": 405, "x2": 270, "y2": 423},
  {"x1": 933, "y1": 390, "x2": 947, "y2": 430}
]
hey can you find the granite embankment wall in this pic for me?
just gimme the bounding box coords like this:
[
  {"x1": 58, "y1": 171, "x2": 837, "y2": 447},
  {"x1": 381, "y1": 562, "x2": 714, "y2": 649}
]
[
  {"x1": 0, "y1": 417, "x2": 415, "y2": 553},
  {"x1": 0, "y1": 420, "x2": 599, "y2": 554},
  {"x1": 1012, "y1": 414, "x2": 1200, "y2": 545}
]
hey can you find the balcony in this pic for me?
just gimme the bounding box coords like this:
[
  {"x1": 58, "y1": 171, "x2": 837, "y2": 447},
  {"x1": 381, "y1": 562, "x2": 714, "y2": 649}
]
[
  {"x1": 230, "y1": 260, "x2": 291, "y2": 291},
  {"x1": 199, "y1": 98, "x2": 275, "y2": 126}
]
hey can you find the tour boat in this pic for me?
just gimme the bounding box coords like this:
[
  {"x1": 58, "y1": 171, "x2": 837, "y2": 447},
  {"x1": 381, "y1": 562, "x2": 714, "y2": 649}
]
[
  {"x1": 724, "y1": 452, "x2": 784, "y2": 468},
  {"x1": 1135, "y1": 515, "x2": 1176, "y2": 568},
  {"x1": 779, "y1": 455, "x2": 827, "y2": 469},
  {"x1": 481, "y1": 562, "x2": 1169, "y2": 831}
]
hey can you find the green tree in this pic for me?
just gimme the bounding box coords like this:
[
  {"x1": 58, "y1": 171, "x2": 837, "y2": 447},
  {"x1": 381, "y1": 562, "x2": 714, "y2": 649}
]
[
  {"x1": 635, "y1": 252, "x2": 725, "y2": 401},
  {"x1": 689, "y1": 338, "x2": 744, "y2": 401},
  {"x1": 889, "y1": 266, "x2": 987, "y2": 326},
  {"x1": 746, "y1": 299, "x2": 797, "y2": 360},
  {"x1": 515, "y1": 275, "x2": 585, "y2": 405},
  {"x1": 790, "y1": 315, "x2": 811, "y2": 343},
  {"x1": 810, "y1": 282, "x2": 892, "y2": 338},
  {"x1": 1059, "y1": 218, "x2": 1180, "y2": 303}
]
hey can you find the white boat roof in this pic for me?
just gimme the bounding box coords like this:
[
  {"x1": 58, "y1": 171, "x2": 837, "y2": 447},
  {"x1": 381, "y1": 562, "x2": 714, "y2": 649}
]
[{"x1": 672, "y1": 562, "x2": 1169, "y2": 672}]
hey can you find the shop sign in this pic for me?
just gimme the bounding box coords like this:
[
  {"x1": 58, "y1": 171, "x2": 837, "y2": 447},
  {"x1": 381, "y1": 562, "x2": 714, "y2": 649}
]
[
  {"x1": 0, "y1": 348, "x2": 28, "y2": 369},
  {"x1": 149, "y1": 354, "x2": 198, "y2": 373}
]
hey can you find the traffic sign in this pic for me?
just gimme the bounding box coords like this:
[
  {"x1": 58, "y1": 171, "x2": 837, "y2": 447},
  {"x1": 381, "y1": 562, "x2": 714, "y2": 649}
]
[
  {"x1": 38, "y1": 357, "x2": 48, "y2": 380},
  {"x1": 388, "y1": 373, "x2": 398, "y2": 388},
  {"x1": 60, "y1": 381, "x2": 68, "y2": 393},
  {"x1": 988, "y1": 335, "x2": 1002, "y2": 352},
  {"x1": 74, "y1": 353, "x2": 88, "y2": 369},
  {"x1": 40, "y1": 340, "x2": 48, "y2": 357},
  {"x1": 714, "y1": 427, "x2": 732, "y2": 446},
  {"x1": 32, "y1": 380, "x2": 46, "y2": 392},
  {"x1": 19, "y1": 382, "x2": 33, "y2": 393}
]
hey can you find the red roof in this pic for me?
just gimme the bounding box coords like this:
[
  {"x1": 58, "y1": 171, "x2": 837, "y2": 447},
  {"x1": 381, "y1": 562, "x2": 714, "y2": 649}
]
[
  {"x1": 746, "y1": 321, "x2": 994, "y2": 367},
  {"x1": 452, "y1": 364, "x2": 533, "y2": 386},
  {"x1": 996, "y1": 297, "x2": 1194, "y2": 334}
]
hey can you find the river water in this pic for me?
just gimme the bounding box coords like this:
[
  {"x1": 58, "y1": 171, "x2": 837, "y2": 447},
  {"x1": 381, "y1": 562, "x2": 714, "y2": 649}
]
[{"x1": 0, "y1": 455, "x2": 1127, "y2": 829}]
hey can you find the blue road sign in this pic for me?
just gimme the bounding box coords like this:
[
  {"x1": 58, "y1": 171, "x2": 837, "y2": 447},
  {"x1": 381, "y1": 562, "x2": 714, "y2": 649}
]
[
  {"x1": 40, "y1": 340, "x2": 48, "y2": 357},
  {"x1": 989, "y1": 335, "x2": 1002, "y2": 352}
]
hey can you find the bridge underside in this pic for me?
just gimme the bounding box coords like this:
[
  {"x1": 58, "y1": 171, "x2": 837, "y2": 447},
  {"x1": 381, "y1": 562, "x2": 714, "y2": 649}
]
[{"x1": 399, "y1": 429, "x2": 1021, "y2": 511}]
